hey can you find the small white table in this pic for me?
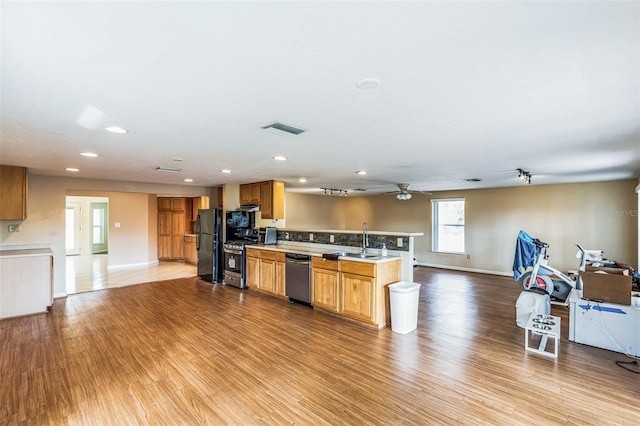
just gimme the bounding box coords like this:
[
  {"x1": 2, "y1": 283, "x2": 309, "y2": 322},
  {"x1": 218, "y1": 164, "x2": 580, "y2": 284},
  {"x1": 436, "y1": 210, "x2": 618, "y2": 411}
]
[{"x1": 525, "y1": 314, "x2": 561, "y2": 358}]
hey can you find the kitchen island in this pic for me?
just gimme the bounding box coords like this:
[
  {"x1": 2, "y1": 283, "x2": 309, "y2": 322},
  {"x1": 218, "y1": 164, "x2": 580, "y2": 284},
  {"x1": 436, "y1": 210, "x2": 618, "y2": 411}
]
[{"x1": 246, "y1": 243, "x2": 402, "y2": 329}]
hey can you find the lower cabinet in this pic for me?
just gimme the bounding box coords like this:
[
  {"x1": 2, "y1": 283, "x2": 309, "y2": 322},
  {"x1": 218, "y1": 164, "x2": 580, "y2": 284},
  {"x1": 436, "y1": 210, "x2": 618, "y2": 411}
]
[
  {"x1": 258, "y1": 251, "x2": 275, "y2": 292},
  {"x1": 341, "y1": 272, "x2": 374, "y2": 322},
  {"x1": 312, "y1": 257, "x2": 340, "y2": 312},
  {"x1": 245, "y1": 248, "x2": 260, "y2": 289},
  {"x1": 184, "y1": 235, "x2": 197, "y2": 264},
  {"x1": 274, "y1": 252, "x2": 286, "y2": 297}
]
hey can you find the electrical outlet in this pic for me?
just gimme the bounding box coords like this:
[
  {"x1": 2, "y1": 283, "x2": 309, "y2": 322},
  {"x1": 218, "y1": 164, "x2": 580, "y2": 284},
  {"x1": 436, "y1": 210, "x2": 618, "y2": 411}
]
[
  {"x1": 8, "y1": 224, "x2": 19, "y2": 233},
  {"x1": 329, "y1": 234, "x2": 334, "y2": 243},
  {"x1": 397, "y1": 237, "x2": 403, "y2": 247},
  {"x1": 467, "y1": 254, "x2": 471, "y2": 259},
  {"x1": 309, "y1": 233, "x2": 313, "y2": 241},
  {"x1": 285, "y1": 232, "x2": 289, "y2": 239}
]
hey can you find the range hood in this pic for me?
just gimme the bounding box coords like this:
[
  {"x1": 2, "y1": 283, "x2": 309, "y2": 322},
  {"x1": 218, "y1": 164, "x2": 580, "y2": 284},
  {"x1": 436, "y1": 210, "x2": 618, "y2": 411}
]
[{"x1": 237, "y1": 204, "x2": 260, "y2": 212}]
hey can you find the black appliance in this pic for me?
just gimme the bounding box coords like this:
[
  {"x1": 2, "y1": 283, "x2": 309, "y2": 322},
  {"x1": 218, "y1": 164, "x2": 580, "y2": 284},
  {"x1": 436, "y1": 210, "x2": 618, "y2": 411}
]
[
  {"x1": 285, "y1": 253, "x2": 311, "y2": 304},
  {"x1": 223, "y1": 211, "x2": 257, "y2": 289},
  {"x1": 196, "y1": 208, "x2": 223, "y2": 283}
]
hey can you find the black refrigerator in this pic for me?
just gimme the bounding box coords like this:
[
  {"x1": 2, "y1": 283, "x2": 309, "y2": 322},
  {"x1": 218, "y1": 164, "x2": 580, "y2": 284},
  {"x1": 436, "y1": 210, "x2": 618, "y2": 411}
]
[{"x1": 196, "y1": 208, "x2": 223, "y2": 283}]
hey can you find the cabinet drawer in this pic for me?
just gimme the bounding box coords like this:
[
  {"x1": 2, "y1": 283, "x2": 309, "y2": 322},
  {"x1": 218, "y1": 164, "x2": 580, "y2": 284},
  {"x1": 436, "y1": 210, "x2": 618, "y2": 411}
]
[
  {"x1": 312, "y1": 256, "x2": 340, "y2": 271},
  {"x1": 260, "y1": 250, "x2": 276, "y2": 260},
  {"x1": 275, "y1": 252, "x2": 285, "y2": 262},
  {"x1": 341, "y1": 260, "x2": 374, "y2": 277},
  {"x1": 246, "y1": 248, "x2": 261, "y2": 258}
]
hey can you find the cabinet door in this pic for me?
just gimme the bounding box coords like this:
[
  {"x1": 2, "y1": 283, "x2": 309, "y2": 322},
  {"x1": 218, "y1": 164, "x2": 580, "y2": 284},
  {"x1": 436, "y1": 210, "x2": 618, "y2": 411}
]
[
  {"x1": 0, "y1": 165, "x2": 27, "y2": 220},
  {"x1": 312, "y1": 268, "x2": 339, "y2": 312},
  {"x1": 341, "y1": 273, "x2": 375, "y2": 323},
  {"x1": 275, "y1": 254, "x2": 286, "y2": 297},
  {"x1": 239, "y1": 184, "x2": 251, "y2": 205},
  {"x1": 246, "y1": 255, "x2": 260, "y2": 288},
  {"x1": 250, "y1": 183, "x2": 261, "y2": 203},
  {"x1": 158, "y1": 211, "x2": 172, "y2": 259},
  {"x1": 171, "y1": 198, "x2": 186, "y2": 211},
  {"x1": 259, "y1": 259, "x2": 275, "y2": 293},
  {"x1": 158, "y1": 197, "x2": 172, "y2": 211},
  {"x1": 260, "y1": 181, "x2": 273, "y2": 218}
]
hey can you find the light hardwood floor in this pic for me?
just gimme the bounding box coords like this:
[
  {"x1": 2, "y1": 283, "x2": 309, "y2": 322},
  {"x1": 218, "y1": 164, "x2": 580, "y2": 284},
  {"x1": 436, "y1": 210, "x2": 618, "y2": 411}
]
[
  {"x1": 65, "y1": 255, "x2": 196, "y2": 294},
  {"x1": 2, "y1": 267, "x2": 638, "y2": 424}
]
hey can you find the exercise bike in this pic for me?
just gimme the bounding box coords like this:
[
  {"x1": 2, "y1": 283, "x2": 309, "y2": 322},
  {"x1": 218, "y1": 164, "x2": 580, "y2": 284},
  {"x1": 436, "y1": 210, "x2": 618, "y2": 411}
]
[{"x1": 516, "y1": 237, "x2": 588, "y2": 305}]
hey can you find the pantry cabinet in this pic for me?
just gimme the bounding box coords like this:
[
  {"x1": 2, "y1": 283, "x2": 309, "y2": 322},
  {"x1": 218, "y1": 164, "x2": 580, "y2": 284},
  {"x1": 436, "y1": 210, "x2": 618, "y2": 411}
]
[
  {"x1": 158, "y1": 197, "x2": 187, "y2": 260},
  {"x1": 0, "y1": 165, "x2": 28, "y2": 220}
]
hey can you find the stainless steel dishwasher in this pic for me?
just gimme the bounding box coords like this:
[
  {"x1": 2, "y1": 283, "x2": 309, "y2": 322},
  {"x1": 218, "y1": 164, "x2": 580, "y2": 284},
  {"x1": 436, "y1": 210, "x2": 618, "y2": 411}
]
[{"x1": 285, "y1": 253, "x2": 311, "y2": 305}]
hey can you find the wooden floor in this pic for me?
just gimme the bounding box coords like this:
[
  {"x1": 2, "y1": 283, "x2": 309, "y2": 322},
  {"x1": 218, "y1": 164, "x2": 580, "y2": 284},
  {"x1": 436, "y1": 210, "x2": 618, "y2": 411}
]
[
  {"x1": 65, "y1": 255, "x2": 196, "y2": 294},
  {"x1": 1, "y1": 267, "x2": 638, "y2": 425}
]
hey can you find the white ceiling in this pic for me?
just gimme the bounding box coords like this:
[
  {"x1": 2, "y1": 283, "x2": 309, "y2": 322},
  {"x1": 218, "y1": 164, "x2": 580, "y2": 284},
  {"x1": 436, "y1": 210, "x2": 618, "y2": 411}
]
[{"x1": 1, "y1": 1, "x2": 639, "y2": 196}]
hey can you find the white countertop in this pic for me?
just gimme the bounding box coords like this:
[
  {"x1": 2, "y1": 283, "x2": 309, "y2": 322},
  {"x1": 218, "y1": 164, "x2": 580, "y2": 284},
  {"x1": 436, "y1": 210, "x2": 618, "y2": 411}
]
[
  {"x1": 280, "y1": 228, "x2": 423, "y2": 237},
  {"x1": 0, "y1": 248, "x2": 54, "y2": 258},
  {"x1": 248, "y1": 244, "x2": 400, "y2": 264}
]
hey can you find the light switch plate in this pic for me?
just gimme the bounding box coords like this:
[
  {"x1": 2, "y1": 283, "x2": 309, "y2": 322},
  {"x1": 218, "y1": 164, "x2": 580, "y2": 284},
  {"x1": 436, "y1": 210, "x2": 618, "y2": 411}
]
[
  {"x1": 8, "y1": 224, "x2": 19, "y2": 233},
  {"x1": 309, "y1": 233, "x2": 313, "y2": 241},
  {"x1": 329, "y1": 235, "x2": 334, "y2": 243}
]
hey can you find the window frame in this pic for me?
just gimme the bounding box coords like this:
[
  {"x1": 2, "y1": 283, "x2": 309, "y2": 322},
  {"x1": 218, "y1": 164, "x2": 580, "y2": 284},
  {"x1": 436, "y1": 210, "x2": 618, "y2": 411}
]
[{"x1": 431, "y1": 198, "x2": 465, "y2": 254}]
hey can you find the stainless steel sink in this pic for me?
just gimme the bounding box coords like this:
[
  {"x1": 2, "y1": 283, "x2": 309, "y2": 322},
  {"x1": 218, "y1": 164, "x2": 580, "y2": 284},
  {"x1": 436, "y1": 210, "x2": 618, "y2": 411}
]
[{"x1": 343, "y1": 253, "x2": 378, "y2": 259}]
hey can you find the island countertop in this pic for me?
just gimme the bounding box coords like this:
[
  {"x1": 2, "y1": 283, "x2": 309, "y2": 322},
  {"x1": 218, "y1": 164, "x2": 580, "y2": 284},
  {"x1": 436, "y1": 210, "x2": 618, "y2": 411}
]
[{"x1": 248, "y1": 243, "x2": 400, "y2": 264}]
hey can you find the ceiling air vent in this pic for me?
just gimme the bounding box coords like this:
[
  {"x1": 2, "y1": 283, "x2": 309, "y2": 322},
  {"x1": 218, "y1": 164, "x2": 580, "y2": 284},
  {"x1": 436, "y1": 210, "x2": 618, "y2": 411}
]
[
  {"x1": 157, "y1": 166, "x2": 182, "y2": 173},
  {"x1": 261, "y1": 122, "x2": 306, "y2": 135}
]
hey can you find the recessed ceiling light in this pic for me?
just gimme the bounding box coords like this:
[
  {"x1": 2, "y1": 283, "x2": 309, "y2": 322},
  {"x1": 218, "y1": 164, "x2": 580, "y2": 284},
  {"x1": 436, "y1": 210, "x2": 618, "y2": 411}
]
[
  {"x1": 66, "y1": 168, "x2": 79, "y2": 172},
  {"x1": 356, "y1": 78, "x2": 381, "y2": 90},
  {"x1": 273, "y1": 155, "x2": 287, "y2": 161},
  {"x1": 355, "y1": 170, "x2": 367, "y2": 175},
  {"x1": 220, "y1": 169, "x2": 231, "y2": 174},
  {"x1": 80, "y1": 152, "x2": 98, "y2": 157},
  {"x1": 298, "y1": 178, "x2": 307, "y2": 183},
  {"x1": 105, "y1": 126, "x2": 128, "y2": 134},
  {"x1": 184, "y1": 178, "x2": 193, "y2": 183}
]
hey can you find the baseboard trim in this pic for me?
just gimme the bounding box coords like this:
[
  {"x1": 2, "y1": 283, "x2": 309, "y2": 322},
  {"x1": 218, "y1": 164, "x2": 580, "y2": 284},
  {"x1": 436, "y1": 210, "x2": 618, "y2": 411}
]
[
  {"x1": 53, "y1": 292, "x2": 68, "y2": 299},
  {"x1": 417, "y1": 262, "x2": 512, "y2": 277},
  {"x1": 107, "y1": 260, "x2": 160, "y2": 271}
]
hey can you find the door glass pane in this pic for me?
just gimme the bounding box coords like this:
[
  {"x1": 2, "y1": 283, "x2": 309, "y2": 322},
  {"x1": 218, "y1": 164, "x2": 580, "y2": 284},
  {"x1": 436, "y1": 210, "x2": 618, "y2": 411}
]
[
  {"x1": 66, "y1": 208, "x2": 74, "y2": 250},
  {"x1": 93, "y1": 208, "x2": 104, "y2": 244}
]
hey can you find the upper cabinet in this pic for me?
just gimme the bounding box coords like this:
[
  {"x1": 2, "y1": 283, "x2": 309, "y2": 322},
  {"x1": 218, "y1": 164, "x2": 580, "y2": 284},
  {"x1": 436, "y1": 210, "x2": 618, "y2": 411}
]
[
  {"x1": 0, "y1": 165, "x2": 28, "y2": 220},
  {"x1": 239, "y1": 180, "x2": 284, "y2": 220},
  {"x1": 191, "y1": 196, "x2": 210, "y2": 220}
]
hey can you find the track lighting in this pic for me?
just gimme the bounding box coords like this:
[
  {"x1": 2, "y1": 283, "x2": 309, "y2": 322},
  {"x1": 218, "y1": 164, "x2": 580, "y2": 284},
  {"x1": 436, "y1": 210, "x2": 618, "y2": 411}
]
[
  {"x1": 321, "y1": 188, "x2": 348, "y2": 197},
  {"x1": 517, "y1": 169, "x2": 532, "y2": 184}
]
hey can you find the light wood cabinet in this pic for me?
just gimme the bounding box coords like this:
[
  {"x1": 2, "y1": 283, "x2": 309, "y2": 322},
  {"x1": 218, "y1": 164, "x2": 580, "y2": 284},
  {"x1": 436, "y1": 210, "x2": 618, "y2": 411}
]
[
  {"x1": 275, "y1": 252, "x2": 286, "y2": 297},
  {"x1": 312, "y1": 257, "x2": 340, "y2": 312},
  {"x1": 158, "y1": 197, "x2": 186, "y2": 260},
  {"x1": 341, "y1": 263, "x2": 375, "y2": 323},
  {"x1": 258, "y1": 252, "x2": 275, "y2": 293},
  {"x1": 240, "y1": 183, "x2": 260, "y2": 205},
  {"x1": 245, "y1": 248, "x2": 260, "y2": 289},
  {"x1": 239, "y1": 180, "x2": 285, "y2": 219},
  {"x1": 191, "y1": 196, "x2": 210, "y2": 220},
  {"x1": 184, "y1": 235, "x2": 197, "y2": 264},
  {"x1": 0, "y1": 165, "x2": 28, "y2": 220}
]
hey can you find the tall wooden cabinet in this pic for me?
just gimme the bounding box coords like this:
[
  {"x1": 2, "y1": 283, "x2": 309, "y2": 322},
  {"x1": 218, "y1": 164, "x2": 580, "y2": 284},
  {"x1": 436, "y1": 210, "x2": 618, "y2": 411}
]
[
  {"x1": 0, "y1": 165, "x2": 28, "y2": 220},
  {"x1": 158, "y1": 197, "x2": 187, "y2": 260}
]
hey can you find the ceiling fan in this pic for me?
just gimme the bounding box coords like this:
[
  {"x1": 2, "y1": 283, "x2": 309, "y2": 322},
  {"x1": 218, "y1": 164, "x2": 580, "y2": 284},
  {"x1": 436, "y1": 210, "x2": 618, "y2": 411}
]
[{"x1": 381, "y1": 183, "x2": 432, "y2": 201}]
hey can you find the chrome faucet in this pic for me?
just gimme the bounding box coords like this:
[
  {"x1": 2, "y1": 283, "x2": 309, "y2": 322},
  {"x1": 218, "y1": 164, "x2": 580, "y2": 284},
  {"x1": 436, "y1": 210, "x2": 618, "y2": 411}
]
[{"x1": 361, "y1": 222, "x2": 369, "y2": 255}]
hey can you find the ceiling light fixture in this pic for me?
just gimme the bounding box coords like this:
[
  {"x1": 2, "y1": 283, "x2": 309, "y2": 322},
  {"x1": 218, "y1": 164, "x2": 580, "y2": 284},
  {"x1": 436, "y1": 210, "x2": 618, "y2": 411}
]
[
  {"x1": 66, "y1": 168, "x2": 79, "y2": 172},
  {"x1": 396, "y1": 192, "x2": 412, "y2": 201},
  {"x1": 273, "y1": 155, "x2": 287, "y2": 161},
  {"x1": 298, "y1": 178, "x2": 307, "y2": 183},
  {"x1": 517, "y1": 168, "x2": 532, "y2": 184},
  {"x1": 80, "y1": 152, "x2": 98, "y2": 157},
  {"x1": 356, "y1": 78, "x2": 381, "y2": 90},
  {"x1": 220, "y1": 169, "x2": 231, "y2": 174},
  {"x1": 184, "y1": 178, "x2": 193, "y2": 183},
  {"x1": 105, "y1": 126, "x2": 128, "y2": 134},
  {"x1": 355, "y1": 170, "x2": 368, "y2": 175}
]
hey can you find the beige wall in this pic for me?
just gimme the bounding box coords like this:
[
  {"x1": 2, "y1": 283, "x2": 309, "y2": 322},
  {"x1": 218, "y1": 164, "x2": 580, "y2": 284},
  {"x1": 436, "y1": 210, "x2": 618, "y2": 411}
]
[
  {"x1": 287, "y1": 180, "x2": 638, "y2": 275},
  {"x1": 284, "y1": 192, "x2": 346, "y2": 229},
  {"x1": 0, "y1": 174, "x2": 213, "y2": 297}
]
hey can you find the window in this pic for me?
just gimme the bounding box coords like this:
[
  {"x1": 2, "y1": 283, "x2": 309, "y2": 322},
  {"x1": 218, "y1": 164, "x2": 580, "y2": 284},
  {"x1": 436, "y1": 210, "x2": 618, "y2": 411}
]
[{"x1": 432, "y1": 198, "x2": 465, "y2": 253}]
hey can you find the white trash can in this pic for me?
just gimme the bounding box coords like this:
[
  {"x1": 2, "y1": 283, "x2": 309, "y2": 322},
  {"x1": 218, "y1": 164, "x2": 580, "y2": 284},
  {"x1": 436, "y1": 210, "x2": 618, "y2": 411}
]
[{"x1": 388, "y1": 281, "x2": 421, "y2": 334}]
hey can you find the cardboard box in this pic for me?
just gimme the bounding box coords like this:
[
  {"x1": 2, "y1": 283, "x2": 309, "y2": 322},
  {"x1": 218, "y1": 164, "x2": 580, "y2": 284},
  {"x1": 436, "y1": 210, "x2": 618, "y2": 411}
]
[{"x1": 580, "y1": 270, "x2": 632, "y2": 305}]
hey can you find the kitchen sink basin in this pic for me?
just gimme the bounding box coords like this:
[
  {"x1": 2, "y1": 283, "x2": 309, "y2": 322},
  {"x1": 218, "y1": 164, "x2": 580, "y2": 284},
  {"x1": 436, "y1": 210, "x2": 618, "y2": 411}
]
[{"x1": 343, "y1": 253, "x2": 379, "y2": 259}]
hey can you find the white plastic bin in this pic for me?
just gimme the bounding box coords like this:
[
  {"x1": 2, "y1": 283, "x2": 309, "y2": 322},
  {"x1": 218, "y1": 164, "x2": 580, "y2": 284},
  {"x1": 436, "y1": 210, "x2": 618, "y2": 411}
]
[{"x1": 388, "y1": 281, "x2": 421, "y2": 334}]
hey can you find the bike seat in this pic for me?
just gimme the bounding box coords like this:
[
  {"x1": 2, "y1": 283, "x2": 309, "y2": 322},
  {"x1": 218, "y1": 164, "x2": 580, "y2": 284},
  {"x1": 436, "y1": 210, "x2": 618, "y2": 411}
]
[{"x1": 533, "y1": 238, "x2": 549, "y2": 248}]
